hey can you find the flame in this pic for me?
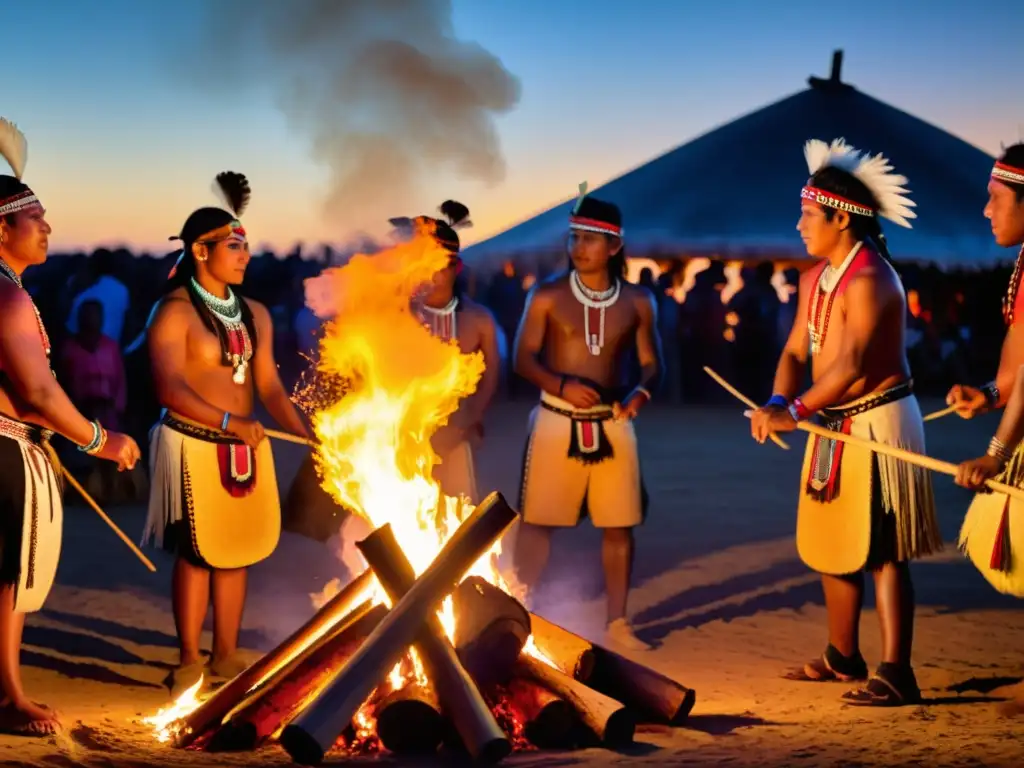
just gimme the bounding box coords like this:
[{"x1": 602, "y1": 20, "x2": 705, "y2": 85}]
[{"x1": 140, "y1": 675, "x2": 206, "y2": 743}]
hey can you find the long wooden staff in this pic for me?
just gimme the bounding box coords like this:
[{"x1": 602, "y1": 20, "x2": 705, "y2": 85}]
[
  {"x1": 266, "y1": 428, "x2": 317, "y2": 449},
  {"x1": 702, "y1": 367, "x2": 789, "y2": 450},
  {"x1": 923, "y1": 405, "x2": 956, "y2": 422},
  {"x1": 704, "y1": 367, "x2": 1024, "y2": 504},
  {"x1": 61, "y1": 470, "x2": 157, "y2": 572}
]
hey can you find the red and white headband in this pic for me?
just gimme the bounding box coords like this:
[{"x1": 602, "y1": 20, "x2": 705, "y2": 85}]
[{"x1": 992, "y1": 161, "x2": 1024, "y2": 186}]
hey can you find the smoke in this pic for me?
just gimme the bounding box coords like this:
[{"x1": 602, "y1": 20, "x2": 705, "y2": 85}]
[{"x1": 182, "y1": 0, "x2": 521, "y2": 233}]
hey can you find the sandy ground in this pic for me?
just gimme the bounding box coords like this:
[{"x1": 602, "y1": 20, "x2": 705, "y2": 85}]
[{"x1": 1, "y1": 397, "x2": 1022, "y2": 767}]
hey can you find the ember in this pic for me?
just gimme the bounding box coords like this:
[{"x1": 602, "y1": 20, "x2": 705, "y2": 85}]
[{"x1": 141, "y1": 221, "x2": 696, "y2": 763}]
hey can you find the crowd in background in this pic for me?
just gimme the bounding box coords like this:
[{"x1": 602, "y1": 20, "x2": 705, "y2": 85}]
[{"x1": 22, "y1": 246, "x2": 1013, "y2": 505}]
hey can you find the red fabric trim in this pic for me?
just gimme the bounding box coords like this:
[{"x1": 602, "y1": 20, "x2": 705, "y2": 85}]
[
  {"x1": 993, "y1": 161, "x2": 1024, "y2": 177},
  {"x1": 217, "y1": 443, "x2": 257, "y2": 498},
  {"x1": 569, "y1": 216, "x2": 622, "y2": 235},
  {"x1": 801, "y1": 186, "x2": 876, "y2": 215},
  {"x1": 990, "y1": 503, "x2": 1010, "y2": 571}
]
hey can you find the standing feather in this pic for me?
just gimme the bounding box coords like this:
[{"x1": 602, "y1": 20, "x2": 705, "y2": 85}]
[
  {"x1": 0, "y1": 118, "x2": 28, "y2": 180},
  {"x1": 212, "y1": 171, "x2": 251, "y2": 217},
  {"x1": 439, "y1": 200, "x2": 471, "y2": 230},
  {"x1": 572, "y1": 180, "x2": 588, "y2": 214}
]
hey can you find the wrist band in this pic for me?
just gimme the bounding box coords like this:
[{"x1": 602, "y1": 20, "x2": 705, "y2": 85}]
[
  {"x1": 221, "y1": 412, "x2": 231, "y2": 431},
  {"x1": 981, "y1": 381, "x2": 1000, "y2": 408},
  {"x1": 766, "y1": 394, "x2": 789, "y2": 409},
  {"x1": 635, "y1": 386, "x2": 652, "y2": 402},
  {"x1": 78, "y1": 420, "x2": 105, "y2": 454},
  {"x1": 790, "y1": 397, "x2": 813, "y2": 421},
  {"x1": 987, "y1": 436, "x2": 1014, "y2": 465}
]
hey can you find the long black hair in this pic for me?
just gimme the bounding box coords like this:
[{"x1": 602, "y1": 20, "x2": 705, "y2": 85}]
[
  {"x1": 810, "y1": 165, "x2": 894, "y2": 264},
  {"x1": 165, "y1": 172, "x2": 258, "y2": 367}
]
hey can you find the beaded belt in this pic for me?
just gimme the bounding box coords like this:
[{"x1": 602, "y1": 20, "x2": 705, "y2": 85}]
[
  {"x1": 820, "y1": 379, "x2": 914, "y2": 422},
  {"x1": 0, "y1": 413, "x2": 50, "y2": 446},
  {"x1": 162, "y1": 412, "x2": 242, "y2": 445}
]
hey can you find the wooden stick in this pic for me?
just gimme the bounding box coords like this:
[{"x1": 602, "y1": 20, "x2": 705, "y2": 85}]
[
  {"x1": 702, "y1": 367, "x2": 790, "y2": 450},
  {"x1": 707, "y1": 370, "x2": 1024, "y2": 504},
  {"x1": 61, "y1": 469, "x2": 156, "y2": 572},
  {"x1": 923, "y1": 405, "x2": 956, "y2": 422},
  {"x1": 279, "y1": 491, "x2": 519, "y2": 766},
  {"x1": 265, "y1": 428, "x2": 317, "y2": 449}
]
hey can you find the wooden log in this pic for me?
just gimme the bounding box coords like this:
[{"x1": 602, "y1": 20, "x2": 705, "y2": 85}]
[
  {"x1": 517, "y1": 654, "x2": 634, "y2": 748},
  {"x1": 375, "y1": 683, "x2": 445, "y2": 755},
  {"x1": 505, "y1": 676, "x2": 575, "y2": 750},
  {"x1": 355, "y1": 524, "x2": 511, "y2": 761},
  {"x1": 453, "y1": 576, "x2": 531, "y2": 687},
  {"x1": 527, "y1": 612, "x2": 595, "y2": 680},
  {"x1": 279, "y1": 491, "x2": 519, "y2": 766},
  {"x1": 206, "y1": 603, "x2": 386, "y2": 751},
  {"x1": 529, "y1": 611, "x2": 695, "y2": 725},
  {"x1": 172, "y1": 568, "x2": 376, "y2": 748}
]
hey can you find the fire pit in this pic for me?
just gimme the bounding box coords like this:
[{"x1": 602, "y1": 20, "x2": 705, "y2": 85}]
[{"x1": 141, "y1": 221, "x2": 696, "y2": 763}]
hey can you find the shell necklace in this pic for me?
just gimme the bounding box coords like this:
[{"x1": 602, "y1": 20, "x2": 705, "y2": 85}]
[
  {"x1": 190, "y1": 278, "x2": 253, "y2": 385},
  {"x1": 570, "y1": 270, "x2": 620, "y2": 356}
]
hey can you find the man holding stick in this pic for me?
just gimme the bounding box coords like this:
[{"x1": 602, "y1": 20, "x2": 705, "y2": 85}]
[
  {"x1": 748, "y1": 139, "x2": 939, "y2": 706},
  {"x1": 952, "y1": 144, "x2": 1024, "y2": 717},
  {"x1": 944, "y1": 144, "x2": 1024, "y2": 423},
  {"x1": 0, "y1": 118, "x2": 141, "y2": 734},
  {"x1": 142, "y1": 172, "x2": 310, "y2": 696},
  {"x1": 512, "y1": 184, "x2": 661, "y2": 652}
]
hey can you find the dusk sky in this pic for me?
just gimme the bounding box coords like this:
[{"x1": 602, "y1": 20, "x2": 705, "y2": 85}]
[{"x1": 4, "y1": 0, "x2": 1022, "y2": 254}]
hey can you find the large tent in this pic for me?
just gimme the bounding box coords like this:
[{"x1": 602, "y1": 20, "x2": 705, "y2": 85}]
[{"x1": 463, "y1": 52, "x2": 1010, "y2": 275}]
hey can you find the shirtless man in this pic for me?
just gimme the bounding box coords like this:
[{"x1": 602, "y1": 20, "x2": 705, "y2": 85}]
[
  {"x1": 512, "y1": 187, "x2": 661, "y2": 651},
  {"x1": 951, "y1": 144, "x2": 1024, "y2": 717},
  {"x1": 410, "y1": 201, "x2": 500, "y2": 504},
  {"x1": 0, "y1": 118, "x2": 140, "y2": 733},
  {"x1": 749, "y1": 139, "x2": 939, "y2": 706},
  {"x1": 141, "y1": 172, "x2": 310, "y2": 695}
]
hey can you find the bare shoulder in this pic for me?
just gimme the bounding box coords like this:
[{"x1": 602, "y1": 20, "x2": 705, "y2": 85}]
[
  {"x1": 149, "y1": 290, "x2": 195, "y2": 333},
  {"x1": 526, "y1": 273, "x2": 567, "y2": 310},
  {"x1": 461, "y1": 297, "x2": 497, "y2": 328},
  {"x1": 622, "y1": 282, "x2": 657, "y2": 313},
  {"x1": 242, "y1": 295, "x2": 270, "y2": 319}
]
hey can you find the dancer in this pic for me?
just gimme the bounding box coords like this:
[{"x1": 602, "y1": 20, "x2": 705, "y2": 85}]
[
  {"x1": 0, "y1": 118, "x2": 140, "y2": 733},
  {"x1": 952, "y1": 144, "x2": 1024, "y2": 717},
  {"x1": 142, "y1": 172, "x2": 310, "y2": 695},
  {"x1": 945, "y1": 144, "x2": 1024, "y2": 421},
  {"x1": 748, "y1": 139, "x2": 940, "y2": 705},
  {"x1": 406, "y1": 201, "x2": 499, "y2": 503},
  {"x1": 512, "y1": 184, "x2": 661, "y2": 651}
]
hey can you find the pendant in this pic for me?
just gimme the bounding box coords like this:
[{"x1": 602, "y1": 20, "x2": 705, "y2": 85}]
[
  {"x1": 589, "y1": 334, "x2": 601, "y2": 356},
  {"x1": 232, "y1": 355, "x2": 248, "y2": 385}
]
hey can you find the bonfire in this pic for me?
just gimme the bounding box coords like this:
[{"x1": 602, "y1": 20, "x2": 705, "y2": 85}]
[{"x1": 140, "y1": 221, "x2": 695, "y2": 765}]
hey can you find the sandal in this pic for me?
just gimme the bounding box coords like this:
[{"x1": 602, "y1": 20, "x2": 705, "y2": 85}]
[
  {"x1": 782, "y1": 644, "x2": 868, "y2": 682},
  {"x1": 841, "y1": 663, "x2": 921, "y2": 707}
]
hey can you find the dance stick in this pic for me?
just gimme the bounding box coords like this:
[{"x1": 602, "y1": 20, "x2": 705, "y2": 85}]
[
  {"x1": 702, "y1": 367, "x2": 790, "y2": 450},
  {"x1": 923, "y1": 405, "x2": 956, "y2": 422},
  {"x1": 706, "y1": 370, "x2": 1024, "y2": 503},
  {"x1": 61, "y1": 470, "x2": 157, "y2": 573},
  {"x1": 265, "y1": 428, "x2": 318, "y2": 449}
]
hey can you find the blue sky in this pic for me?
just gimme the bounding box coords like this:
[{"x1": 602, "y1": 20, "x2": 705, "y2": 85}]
[{"x1": 2, "y1": 0, "x2": 1022, "y2": 252}]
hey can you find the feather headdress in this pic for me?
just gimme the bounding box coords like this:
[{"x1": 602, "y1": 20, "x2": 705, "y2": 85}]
[
  {"x1": 0, "y1": 118, "x2": 28, "y2": 180},
  {"x1": 439, "y1": 200, "x2": 472, "y2": 230},
  {"x1": 212, "y1": 171, "x2": 251, "y2": 218},
  {"x1": 803, "y1": 138, "x2": 916, "y2": 228}
]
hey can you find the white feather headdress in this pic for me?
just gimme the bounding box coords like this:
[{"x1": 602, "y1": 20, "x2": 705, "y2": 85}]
[
  {"x1": 803, "y1": 138, "x2": 916, "y2": 229},
  {"x1": 0, "y1": 118, "x2": 28, "y2": 180}
]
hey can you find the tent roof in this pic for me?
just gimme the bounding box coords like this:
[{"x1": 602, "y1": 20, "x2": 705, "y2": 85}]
[{"x1": 464, "y1": 51, "x2": 1012, "y2": 273}]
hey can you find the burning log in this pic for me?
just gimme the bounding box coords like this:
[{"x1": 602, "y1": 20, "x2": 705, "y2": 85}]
[
  {"x1": 356, "y1": 523, "x2": 511, "y2": 761},
  {"x1": 279, "y1": 491, "x2": 519, "y2": 766},
  {"x1": 375, "y1": 683, "x2": 444, "y2": 755},
  {"x1": 453, "y1": 576, "x2": 531, "y2": 687},
  {"x1": 528, "y1": 611, "x2": 695, "y2": 725},
  {"x1": 504, "y1": 676, "x2": 575, "y2": 750},
  {"x1": 173, "y1": 569, "x2": 376, "y2": 748},
  {"x1": 517, "y1": 654, "x2": 634, "y2": 748},
  {"x1": 528, "y1": 612, "x2": 596, "y2": 680},
  {"x1": 206, "y1": 602, "x2": 387, "y2": 751}
]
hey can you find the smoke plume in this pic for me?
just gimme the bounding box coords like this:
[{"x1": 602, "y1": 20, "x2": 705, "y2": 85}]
[{"x1": 183, "y1": 0, "x2": 521, "y2": 234}]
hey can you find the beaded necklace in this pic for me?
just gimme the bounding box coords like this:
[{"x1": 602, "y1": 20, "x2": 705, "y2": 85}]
[
  {"x1": 570, "y1": 270, "x2": 620, "y2": 356},
  {"x1": 190, "y1": 277, "x2": 253, "y2": 385},
  {"x1": 0, "y1": 258, "x2": 52, "y2": 366},
  {"x1": 1001, "y1": 245, "x2": 1024, "y2": 327},
  {"x1": 421, "y1": 296, "x2": 458, "y2": 342}
]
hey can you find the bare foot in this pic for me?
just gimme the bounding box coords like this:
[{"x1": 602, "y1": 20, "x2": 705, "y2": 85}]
[{"x1": 0, "y1": 700, "x2": 62, "y2": 736}]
